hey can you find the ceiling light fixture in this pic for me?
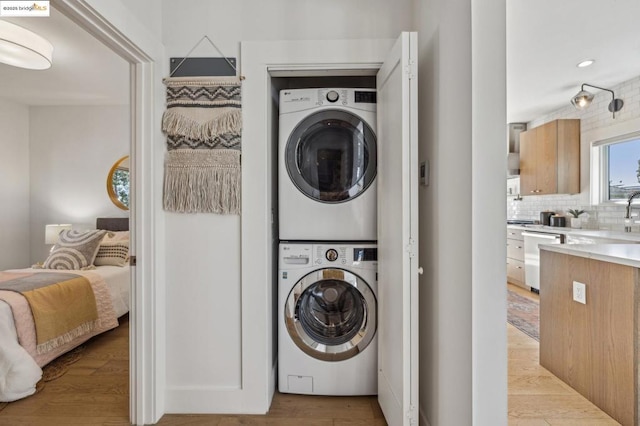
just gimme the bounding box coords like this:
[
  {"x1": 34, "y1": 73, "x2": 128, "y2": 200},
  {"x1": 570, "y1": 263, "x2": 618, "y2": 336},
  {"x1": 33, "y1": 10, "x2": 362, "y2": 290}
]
[
  {"x1": 570, "y1": 83, "x2": 624, "y2": 119},
  {"x1": 576, "y1": 59, "x2": 594, "y2": 68},
  {"x1": 0, "y1": 20, "x2": 53, "y2": 70}
]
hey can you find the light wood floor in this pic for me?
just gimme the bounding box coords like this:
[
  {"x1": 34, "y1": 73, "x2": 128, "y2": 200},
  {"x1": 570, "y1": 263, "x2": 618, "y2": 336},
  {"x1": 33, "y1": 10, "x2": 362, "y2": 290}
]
[
  {"x1": 507, "y1": 283, "x2": 619, "y2": 425},
  {"x1": 0, "y1": 291, "x2": 620, "y2": 425},
  {"x1": 0, "y1": 315, "x2": 130, "y2": 425}
]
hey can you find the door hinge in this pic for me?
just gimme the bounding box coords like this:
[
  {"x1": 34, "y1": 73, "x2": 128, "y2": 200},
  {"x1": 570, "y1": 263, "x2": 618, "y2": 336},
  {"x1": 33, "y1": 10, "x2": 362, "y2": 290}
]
[
  {"x1": 405, "y1": 59, "x2": 416, "y2": 80},
  {"x1": 405, "y1": 239, "x2": 416, "y2": 258},
  {"x1": 129, "y1": 256, "x2": 137, "y2": 266},
  {"x1": 406, "y1": 405, "x2": 417, "y2": 424}
]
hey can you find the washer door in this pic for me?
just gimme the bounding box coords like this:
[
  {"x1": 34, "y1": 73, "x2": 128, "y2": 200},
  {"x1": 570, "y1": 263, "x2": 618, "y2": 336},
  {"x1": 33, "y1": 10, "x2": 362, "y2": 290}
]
[
  {"x1": 284, "y1": 268, "x2": 377, "y2": 362},
  {"x1": 285, "y1": 109, "x2": 377, "y2": 203}
]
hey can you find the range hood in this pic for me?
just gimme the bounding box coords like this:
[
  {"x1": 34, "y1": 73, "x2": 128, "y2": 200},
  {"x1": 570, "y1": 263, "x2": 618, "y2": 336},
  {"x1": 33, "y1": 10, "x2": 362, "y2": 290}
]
[{"x1": 507, "y1": 122, "x2": 526, "y2": 177}]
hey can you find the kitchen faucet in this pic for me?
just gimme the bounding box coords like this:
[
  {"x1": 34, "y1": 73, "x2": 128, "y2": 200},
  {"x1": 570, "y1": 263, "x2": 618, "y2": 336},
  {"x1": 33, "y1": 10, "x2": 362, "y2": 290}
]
[{"x1": 624, "y1": 190, "x2": 640, "y2": 232}]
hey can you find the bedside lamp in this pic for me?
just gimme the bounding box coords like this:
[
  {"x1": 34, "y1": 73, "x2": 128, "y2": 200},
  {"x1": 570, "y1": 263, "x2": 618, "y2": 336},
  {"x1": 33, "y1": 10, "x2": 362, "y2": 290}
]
[{"x1": 45, "y1": 224, "x2": 72, "y2": 252}]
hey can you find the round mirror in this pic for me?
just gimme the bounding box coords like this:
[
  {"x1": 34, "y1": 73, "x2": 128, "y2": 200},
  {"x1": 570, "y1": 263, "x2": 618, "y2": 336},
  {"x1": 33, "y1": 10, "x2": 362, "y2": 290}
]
[{"x1": 107, "y1": 155, "x2": 130, "y2": 210}]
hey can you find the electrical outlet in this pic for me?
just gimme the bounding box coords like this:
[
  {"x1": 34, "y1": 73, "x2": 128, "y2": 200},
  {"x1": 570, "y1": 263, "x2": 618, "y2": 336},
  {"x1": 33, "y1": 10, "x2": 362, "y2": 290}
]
[{"x1": 573, "y1": 281, "x2": 586, "y2": 304}]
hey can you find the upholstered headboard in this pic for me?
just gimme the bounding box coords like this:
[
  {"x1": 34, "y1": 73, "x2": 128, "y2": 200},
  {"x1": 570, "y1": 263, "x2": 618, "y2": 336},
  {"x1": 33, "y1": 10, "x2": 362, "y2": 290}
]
[{"x1": 96, "y1": 217, "x2": 129, "y2": 231}]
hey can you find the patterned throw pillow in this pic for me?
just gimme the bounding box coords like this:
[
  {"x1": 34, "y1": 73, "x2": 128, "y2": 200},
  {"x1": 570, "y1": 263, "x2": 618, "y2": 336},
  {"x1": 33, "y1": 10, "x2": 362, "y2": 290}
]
[
  {"x1": 102, "y1": 230, "x2": 130, "y2": 242},
  {"x1": 44, "y1": 229, "x2": 107, "y2": 270},
  {"x1": 94, "y1": 241, "x2": 129, "y2": 267}
]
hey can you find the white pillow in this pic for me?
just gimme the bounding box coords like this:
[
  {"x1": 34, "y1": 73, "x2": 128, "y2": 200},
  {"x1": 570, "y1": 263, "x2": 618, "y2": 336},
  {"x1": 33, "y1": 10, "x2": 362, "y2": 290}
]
[{"x1": 94, "y1": 241, "x2": 129, "y2": 267}]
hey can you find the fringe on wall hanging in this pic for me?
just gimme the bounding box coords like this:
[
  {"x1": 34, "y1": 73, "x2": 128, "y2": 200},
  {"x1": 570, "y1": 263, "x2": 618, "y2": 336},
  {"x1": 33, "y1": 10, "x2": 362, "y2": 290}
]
[{"x1": 161, "y1": 76, "x2": 242, "y2": 214}]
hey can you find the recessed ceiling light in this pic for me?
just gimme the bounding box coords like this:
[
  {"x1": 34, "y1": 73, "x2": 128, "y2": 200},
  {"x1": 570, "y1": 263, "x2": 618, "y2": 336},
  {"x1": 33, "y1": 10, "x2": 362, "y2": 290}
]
[{"x1": 577, "y1": 59, "x2": 595, "y2": 68}]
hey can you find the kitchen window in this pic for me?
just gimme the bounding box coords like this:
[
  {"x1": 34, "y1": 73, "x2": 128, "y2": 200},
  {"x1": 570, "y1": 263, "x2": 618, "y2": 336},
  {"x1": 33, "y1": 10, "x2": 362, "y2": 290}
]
[{"x1": 592, "y1": 131, "x2": 640, "y2": 204}]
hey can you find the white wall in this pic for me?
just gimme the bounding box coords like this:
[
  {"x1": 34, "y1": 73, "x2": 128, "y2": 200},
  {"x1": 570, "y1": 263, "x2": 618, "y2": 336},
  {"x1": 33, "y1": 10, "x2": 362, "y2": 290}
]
[
  {"x1": 0, "y1": 99, "x2": 30, "y2": 269},
  {"x1": 415, "y1": 0, "x2": 507, "y2": 424},
  {"x1": 161, "y1": 0, "x2": 413, "y2": 414},
  {"x1": 29, "y1": 105, "x2": 130, "y2": 263}
]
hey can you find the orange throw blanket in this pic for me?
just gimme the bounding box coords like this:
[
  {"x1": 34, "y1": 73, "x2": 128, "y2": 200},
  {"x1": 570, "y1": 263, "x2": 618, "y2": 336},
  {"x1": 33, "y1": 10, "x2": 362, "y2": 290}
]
[{"x1": 0, "y1": 272, "x2": 98, "y2": 354}]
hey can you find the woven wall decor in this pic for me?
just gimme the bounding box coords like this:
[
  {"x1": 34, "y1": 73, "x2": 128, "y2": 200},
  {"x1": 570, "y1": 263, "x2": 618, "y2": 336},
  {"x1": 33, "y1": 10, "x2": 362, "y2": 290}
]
[{"x1": 161, "y1": 76, "x2": 242, "y2": 214}]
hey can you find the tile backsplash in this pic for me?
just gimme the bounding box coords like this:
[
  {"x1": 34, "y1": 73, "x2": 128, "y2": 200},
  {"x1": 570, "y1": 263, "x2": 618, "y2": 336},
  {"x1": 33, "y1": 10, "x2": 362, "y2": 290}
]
[{"x1": 507, "y1": 183, "x2": 635, "y2": 231}]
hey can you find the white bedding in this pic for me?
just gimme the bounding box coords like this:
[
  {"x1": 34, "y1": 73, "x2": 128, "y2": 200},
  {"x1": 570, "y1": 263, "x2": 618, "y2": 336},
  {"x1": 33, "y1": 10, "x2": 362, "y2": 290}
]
[{"x1": 0, "y1": 265, "x2": 130, "y2": 402}]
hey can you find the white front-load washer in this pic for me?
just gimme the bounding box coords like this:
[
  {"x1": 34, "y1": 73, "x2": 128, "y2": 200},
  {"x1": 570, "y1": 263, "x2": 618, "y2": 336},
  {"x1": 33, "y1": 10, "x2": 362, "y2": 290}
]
[
  {"x1": 279, "y1": 88, "x2": 377, "y2": 241},
  {"x1": 278, "y1": 241, "x2": 378, "y2": 396}
]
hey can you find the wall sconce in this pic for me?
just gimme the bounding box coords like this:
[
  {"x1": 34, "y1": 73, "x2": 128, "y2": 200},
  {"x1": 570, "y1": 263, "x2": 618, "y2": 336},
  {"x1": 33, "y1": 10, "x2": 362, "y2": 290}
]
[
  {"x1": 571, "y1": 83, "x2": 624, "y2": 119},
  {"x1": 0, "y1": 20, "x2": 53, "y2": 70},
  {"x1": 45, "y1": 224, "x2": 72, "y2": 252}
]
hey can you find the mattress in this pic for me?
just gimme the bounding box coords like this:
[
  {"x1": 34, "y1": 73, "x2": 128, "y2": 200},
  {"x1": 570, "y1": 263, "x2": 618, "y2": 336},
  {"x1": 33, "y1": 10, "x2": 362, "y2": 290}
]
[{"x1": 0, "y1": 265, "x2": 130, "y2": 402}]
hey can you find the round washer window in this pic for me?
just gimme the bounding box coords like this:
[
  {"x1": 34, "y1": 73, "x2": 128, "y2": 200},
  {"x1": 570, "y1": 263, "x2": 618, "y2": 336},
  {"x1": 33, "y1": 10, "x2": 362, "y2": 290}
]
[
  {"x1": 285, "y1": 110, "x2": 377, "y2": 203},
  {"x1": 284, "y1": 268, "x2": 377, "y2": 362}
]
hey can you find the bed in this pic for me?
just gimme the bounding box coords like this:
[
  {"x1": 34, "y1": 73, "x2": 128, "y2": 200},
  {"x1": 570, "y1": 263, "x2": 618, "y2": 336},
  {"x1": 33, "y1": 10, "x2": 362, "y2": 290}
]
[{"x1": 0, "y1": 218, "x2": 130, "y2": 402}]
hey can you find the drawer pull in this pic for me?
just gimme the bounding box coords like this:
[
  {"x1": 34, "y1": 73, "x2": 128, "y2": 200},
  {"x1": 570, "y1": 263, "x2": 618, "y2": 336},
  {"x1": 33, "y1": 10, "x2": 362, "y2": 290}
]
[{"x1": 516, "y1": 266, "x2": 522, "y2": 269}]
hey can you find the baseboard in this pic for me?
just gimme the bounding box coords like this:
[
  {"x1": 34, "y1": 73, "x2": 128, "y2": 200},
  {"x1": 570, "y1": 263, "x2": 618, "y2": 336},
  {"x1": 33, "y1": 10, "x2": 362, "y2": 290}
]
[{"x1": 164, "y1": 387, "x2": 266, "y2": 414}]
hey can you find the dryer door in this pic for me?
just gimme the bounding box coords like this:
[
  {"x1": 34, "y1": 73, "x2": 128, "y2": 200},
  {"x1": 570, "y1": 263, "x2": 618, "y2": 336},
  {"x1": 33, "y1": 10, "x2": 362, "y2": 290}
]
[
  {"x1": 284, "y1": 268, "x2": 377, "y2": 361},
  {"x1": 285, "y1": 109, "x2": 377, "y2": 203}
]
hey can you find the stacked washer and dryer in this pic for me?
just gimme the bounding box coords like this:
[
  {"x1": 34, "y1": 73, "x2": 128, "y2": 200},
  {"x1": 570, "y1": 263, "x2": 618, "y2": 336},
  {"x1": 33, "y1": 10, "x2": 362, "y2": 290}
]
[{"x1": 278, "y1": 88, "x2": 379, "y2": 396}]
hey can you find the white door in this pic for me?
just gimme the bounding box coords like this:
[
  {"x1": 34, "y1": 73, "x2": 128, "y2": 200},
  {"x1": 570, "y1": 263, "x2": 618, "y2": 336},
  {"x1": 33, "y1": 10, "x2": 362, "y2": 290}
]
[{"x1": 376, "y1": 32, "x2": 419, "y2": 426}]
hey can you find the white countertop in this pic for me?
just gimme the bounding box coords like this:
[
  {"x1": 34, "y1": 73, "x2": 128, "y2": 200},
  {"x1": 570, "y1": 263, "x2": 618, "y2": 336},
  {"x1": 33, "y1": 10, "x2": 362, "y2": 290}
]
[
  {"x1": 507, "y1": 224, "x2": 640, "y2": 243},
  {"x1": 540, "y1": 243, "x2": 640, "y2": 268}
]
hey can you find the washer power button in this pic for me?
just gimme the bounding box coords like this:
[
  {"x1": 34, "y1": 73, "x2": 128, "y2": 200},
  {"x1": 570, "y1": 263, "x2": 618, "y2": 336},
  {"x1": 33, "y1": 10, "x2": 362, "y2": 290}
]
[{"x1": 325, "y1": 249, "x2": 338, "y2": 261}]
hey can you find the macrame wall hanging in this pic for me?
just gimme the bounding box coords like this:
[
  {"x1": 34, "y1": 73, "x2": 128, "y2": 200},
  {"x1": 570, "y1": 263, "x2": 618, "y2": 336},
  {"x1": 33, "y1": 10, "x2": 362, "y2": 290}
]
[{"x1": 161, "y1": 36, "x2": 243, "y2": 215}]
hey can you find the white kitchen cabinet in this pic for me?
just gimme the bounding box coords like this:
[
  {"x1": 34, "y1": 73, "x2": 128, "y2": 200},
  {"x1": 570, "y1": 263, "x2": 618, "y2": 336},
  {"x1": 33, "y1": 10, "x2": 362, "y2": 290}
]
[{"x1": 506, "y1": 227, "x2": 525, "y2": 287}]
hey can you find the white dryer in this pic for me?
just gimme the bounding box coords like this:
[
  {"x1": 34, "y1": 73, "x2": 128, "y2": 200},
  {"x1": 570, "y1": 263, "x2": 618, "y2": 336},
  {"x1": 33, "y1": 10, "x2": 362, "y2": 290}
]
[
  {"x1": 279, "y1": 88, "x2": 377, "y2": 241},
  {"x1": 278, "y1": 242, "x2": 378, "y2": 396}
]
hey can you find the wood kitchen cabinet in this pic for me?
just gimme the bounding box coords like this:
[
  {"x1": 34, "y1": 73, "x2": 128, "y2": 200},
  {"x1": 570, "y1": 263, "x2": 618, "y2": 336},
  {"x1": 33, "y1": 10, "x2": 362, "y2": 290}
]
[
  {"x1": 506, "y1": 226, "x2": 526, "y2": 287},
  {"x1": 540, "y1": 248, "x2": 638, "y2": 425},
  {"x1": 519, "y1": 119, "x2": 580, "y2": 195}
]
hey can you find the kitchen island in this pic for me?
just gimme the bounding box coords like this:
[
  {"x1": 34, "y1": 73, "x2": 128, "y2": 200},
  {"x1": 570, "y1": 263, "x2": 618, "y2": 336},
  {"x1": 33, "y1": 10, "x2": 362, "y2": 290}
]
[{"x1": 539, "y1": 243, "x2": 640, "y2": 426}]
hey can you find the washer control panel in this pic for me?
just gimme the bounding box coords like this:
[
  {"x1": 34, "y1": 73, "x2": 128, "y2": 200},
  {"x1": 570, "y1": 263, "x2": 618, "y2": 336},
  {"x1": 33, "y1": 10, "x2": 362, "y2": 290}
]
[{"x1": 280, "y1": 242, "x2": 377, "y2": 270}]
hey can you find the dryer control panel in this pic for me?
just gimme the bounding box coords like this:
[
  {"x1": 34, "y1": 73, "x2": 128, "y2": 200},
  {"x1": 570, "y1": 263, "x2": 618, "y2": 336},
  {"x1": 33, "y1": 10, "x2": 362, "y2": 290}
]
[{"x1": 279, "y1": 88, "x2": 376, "y2": 114}]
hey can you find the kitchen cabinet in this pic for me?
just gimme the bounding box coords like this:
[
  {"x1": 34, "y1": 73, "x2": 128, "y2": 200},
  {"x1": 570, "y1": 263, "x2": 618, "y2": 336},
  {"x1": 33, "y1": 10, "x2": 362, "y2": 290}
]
[
  {"x1": 506, "y1": 226, "x2": 526, "y2": 287},
  {"x1": 539, "y1": 247, "x2": 639, "y2": 426},
  {"x1": 519, "y1": 119, "x2": 580, "y2": 195}
]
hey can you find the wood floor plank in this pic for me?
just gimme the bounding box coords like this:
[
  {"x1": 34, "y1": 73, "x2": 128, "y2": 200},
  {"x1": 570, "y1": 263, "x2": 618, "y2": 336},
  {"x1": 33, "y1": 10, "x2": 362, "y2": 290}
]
[
  {"x1": 150, "y1": 415, "x2": 222, "y2": 426},
  {"x1": 0, "y1": 416, "x2": 129, "y2": 425},
  {"x1": 508, "y1": 375, "x2": 575, "y2": 395},
  {"x1": 508, "y1": 419, "x2": 551, "y2": 426},
  {"x1": 218, "y1": 417, "x2": 333, "y2": 425}
]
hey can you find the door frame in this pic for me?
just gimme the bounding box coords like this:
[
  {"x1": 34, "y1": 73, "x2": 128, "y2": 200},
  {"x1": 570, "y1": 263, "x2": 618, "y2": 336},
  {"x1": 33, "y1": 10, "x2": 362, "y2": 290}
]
[
  {"x1": 241, "y1": 38, "x2": 394, "y2": 412},
  {"x1": 52, "y1": 1, "x2": 162, "y2": 424}
]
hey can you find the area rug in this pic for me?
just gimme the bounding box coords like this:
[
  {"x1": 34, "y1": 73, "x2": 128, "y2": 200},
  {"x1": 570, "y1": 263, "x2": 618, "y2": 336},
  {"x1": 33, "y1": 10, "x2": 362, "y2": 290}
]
[
  {"x1": 507, "y1": 289, "x2": 539, "y2": 341},
  {"x1": 0, "y1": 344, "x2": 85, "y2": 412}
]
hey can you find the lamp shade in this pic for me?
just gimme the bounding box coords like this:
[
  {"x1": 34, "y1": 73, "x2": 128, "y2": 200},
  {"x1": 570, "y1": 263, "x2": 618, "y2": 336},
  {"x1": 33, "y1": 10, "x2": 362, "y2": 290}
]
[
  {"x1": 571, "y1": 90, "x2": 594, "y2": 109},
  {"x1": 0, "y1": 20, "x2": 53, "y2": 70},
  {"x1": 45, "y1": 224, "x2": 72, "y2": 245}
]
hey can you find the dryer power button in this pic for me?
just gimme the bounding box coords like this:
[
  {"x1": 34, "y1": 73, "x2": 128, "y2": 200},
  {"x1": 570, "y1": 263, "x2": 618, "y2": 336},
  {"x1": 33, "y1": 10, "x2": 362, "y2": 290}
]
[{"x1": 326, "y1": 90, "x2": 339, "y2": 103}]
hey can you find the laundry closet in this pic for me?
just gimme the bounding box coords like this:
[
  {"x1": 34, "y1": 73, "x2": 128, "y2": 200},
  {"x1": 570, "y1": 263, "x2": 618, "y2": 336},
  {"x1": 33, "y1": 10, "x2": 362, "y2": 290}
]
[
  {"x1": 239, "y1": 33, "x2": 420, "y2": 425},
  {"x1": 271, "y1": 75, "x2": 379, "y2": 396}
]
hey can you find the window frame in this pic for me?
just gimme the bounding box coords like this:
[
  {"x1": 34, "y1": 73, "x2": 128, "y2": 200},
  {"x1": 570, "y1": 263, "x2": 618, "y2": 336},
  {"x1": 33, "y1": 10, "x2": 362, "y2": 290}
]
[{"x1": 591, "y1": 130, "x2": 640, "y2": 205}]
